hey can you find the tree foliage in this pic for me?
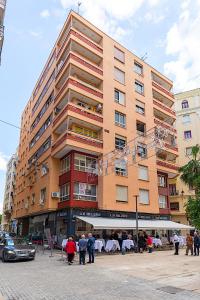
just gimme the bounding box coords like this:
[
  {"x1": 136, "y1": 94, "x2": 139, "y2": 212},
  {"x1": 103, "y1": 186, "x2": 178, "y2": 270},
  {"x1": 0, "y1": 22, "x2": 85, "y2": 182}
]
[{"x1": 179, "y1": 145, "x2": 200, "y2": 228}]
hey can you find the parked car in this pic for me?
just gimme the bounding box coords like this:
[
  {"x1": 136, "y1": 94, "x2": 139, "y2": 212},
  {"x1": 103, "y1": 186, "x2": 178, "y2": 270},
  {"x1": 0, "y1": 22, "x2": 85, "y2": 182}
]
[{"x1": 0, "y1": 238, "x2": 36, "y2": 262}]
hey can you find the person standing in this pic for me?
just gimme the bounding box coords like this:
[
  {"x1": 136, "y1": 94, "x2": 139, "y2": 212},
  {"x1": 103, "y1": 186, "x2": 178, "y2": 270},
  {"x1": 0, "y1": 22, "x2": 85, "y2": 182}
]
[
  {"x1": 87, "y1": 233, "x2": 95, "y2": 263},
  {"x1": 173, "y1": 233, "x2": 180, "y2": 255},
  {"x1": 65, "y1": 237, "x2": 76, "y2": 265},
  {"x1": 186, "y1": 233, "x2": 193, "y2": 256},
  {"x1": 147, "y1": 235, "x2": 153, "y2": 253},
  {"x1": 194, "y1": 232, "x2": 200, "y2": 256},
  {"x1": 78, "y1": 234, "x2": 88, "y2": 265}
]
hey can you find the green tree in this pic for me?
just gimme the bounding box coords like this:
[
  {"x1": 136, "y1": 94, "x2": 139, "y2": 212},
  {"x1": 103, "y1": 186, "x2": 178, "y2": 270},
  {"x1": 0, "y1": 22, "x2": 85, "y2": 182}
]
[
  {"x1": 179, "y1": 145, "x2": 200, "y2": 228},
  {"x1": 0, "y1": 214, "x2": 2, "y2": 224},
  {"x1": 179, "y1": 144, "x2": 200, "y2": 195}
]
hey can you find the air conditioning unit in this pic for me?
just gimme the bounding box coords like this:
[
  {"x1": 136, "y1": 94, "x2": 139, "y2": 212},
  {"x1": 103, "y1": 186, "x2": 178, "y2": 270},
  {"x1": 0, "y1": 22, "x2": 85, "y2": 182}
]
[{"x1": 51, "y1": 192, "x2": 60, "y2": 198}]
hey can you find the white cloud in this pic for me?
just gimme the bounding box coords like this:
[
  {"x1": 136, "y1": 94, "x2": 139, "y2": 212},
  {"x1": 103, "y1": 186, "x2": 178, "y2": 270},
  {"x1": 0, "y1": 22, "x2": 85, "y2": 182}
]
[
  {"x1": 29, "y1": 31, "x2": 43, "y2": 38},
  {"x1": 164, "y1": 2, "x2": 200, "y2": 91},
  {"x1": 40, "y1": 9, "x2": 50, "y2": 18},
  {"x1": 0, "y1": 152, "x2": 8, "y2": 171},
  {"x1": 60, "y1": 0, "x2": 144, "y2": 41},
  {"x1": 144, "y1": 12, "x2": 165, "y2": 23}
]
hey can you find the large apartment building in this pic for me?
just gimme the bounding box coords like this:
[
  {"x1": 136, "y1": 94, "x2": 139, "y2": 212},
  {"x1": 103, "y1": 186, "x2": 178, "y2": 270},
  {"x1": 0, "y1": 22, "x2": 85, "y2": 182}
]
[
  {"x1": 1, "y1": 153, "x2": 17, "y2": 231},
  {"x1": 170, "y1": 88, "x2": 200, "y2": 225},
  {"x1": 12, "y1": 11, "x2": 178, "y2": 237},
  {"x1": 0, "y1": 0, "x2": 6, "y2": 63}
]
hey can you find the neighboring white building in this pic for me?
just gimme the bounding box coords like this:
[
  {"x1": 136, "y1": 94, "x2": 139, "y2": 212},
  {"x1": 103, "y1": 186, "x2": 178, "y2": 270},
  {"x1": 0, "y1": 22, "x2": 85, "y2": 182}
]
[{"x1": 1, "y1": 153, "x2": 17, "y2": 231}]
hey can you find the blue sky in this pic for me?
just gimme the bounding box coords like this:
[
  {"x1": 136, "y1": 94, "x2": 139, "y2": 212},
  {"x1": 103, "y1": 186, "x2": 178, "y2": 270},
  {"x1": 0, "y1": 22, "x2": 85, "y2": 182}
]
[{"x1": 0, "y1": 0, "x2": 200, "y2": 212}]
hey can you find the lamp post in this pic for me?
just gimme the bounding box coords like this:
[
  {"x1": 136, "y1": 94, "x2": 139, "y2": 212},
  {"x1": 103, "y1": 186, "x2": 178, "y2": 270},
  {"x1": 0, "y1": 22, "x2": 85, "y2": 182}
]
[{"x1": 133, "y1": 195, "x2": 139, "y2": 252}]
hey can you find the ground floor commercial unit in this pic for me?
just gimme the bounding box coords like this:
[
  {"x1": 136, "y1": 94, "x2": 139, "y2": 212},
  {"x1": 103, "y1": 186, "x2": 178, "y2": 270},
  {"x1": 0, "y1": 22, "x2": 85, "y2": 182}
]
[{"x1": 14, "y1": 207, "x2": 192, "y2": 244}]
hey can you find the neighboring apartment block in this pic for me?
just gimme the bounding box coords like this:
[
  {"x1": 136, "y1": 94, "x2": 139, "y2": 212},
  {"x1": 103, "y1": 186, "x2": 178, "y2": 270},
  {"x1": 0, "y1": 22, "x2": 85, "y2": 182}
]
[
  {"x1": 169, "y1": 88, "x2": 200, "y2": 224},
  {"x1": 0, "y1": 0, "x2": 6, "y2": 63},
  {"x1": 12, "y1": 11, "x2": 178, "y2": 237},
  {"x1": 2, "y1": 153, "x2": 17, "y2": 231}
]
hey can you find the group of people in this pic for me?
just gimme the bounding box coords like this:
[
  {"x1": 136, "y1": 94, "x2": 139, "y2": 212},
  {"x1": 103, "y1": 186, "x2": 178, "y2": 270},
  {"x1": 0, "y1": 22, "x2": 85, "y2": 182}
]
[
  {"x1": 64, "y1": 233, "x2": 95, "y2": 265},
  {"x1": 173, "y1": 232, "x2": 200, "y2": 255}
]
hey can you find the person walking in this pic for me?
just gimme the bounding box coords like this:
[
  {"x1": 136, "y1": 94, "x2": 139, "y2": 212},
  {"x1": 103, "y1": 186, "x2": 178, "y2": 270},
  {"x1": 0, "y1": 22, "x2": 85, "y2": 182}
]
[
  {"x1": 65, "y1": 237, "x2": 76, "y2": 265},
  {"x1": 186, "y1": 233, "x2": 193, "y2": 256},
  {"x1": 147, "y1": 235, "x2": 153, "y2": 253},
  {"x1": 194, "y1": 232, "x2": 200, "y2": 256},
  {"x1": 87, "y1": 233, "x2": 95, "y2": 263},
  {"x1": 138, "y1": 232, "x2": 146, "y2": 253},
  {"x1": 173, "y1": 233, "x2": 180, "y2": 255},
  {"x1": 78, "y1": 234, "x2": 88, "y2": 265}
]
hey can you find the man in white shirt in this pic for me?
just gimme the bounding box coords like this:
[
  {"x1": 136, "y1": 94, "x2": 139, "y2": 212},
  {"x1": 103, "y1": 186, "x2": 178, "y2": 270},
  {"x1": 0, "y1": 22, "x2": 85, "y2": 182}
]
[{"x1": 173, "y1": 233, "x2": 180, "y2": 255}]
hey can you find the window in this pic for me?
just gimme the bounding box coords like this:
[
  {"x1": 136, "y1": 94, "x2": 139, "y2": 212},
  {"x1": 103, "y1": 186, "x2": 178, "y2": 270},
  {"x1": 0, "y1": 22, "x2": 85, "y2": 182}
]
[
  {"x1": 115, "y1": 159, "x2": 127, "y2": 176},
  {"x1": 60, "y1": 183, "x2": 70, "y2": 201},
  {"x1": 137, "y1": 143, "x2": 147, "y2": 157},
  {"x1": 138, "y1": 165, "x2": 148, "y2": 181},
  {"x1": 74, "y1": 182, "x2": 97, "y2": 201},
  {"x1": 136, "y1": 100, "x2": 145, "y2": 115},
  {"x1": 114, "y1": 47, "x2": 125, "y2": 63},
  {"x1": 139, "y1": 189, "x2": 149, "y2": 205},
  {"x1": 115, "y1": 89, "x2": 125, "y2": 105},
  {"x1": 30, "y1": 114, "x2": 53, "y2": 149},
  {"x1": 169, "y1": 184, "x2": 177, "y2": 196},
  {"x1": 186, "y1": 147, "x2": 193, "y2": 156},
  {"x1": 28, "y1": 137, "x2": 51, "y2": 166},
  {"x1": 31, "y1": 194, "x2": 35, "y2": 205},
  {"x1": 136, "y1": 121, "x2": 146, "y2": 136},
  {"x1": 115, "y1": 111, "x2": 126, "y2": 128},
  {"x1": 116, "y1": 185, "x2": 128, "y2": 202},
  {"x1": 158, "y1": 175, "x2": 166, "y2": 187},
  {"x1": 159, "y1": 195, "x2": 167, "y2": 209},
  {"x1": 170, "y1": 202, "x2": 180, "y2": 211},
  {"x1": 74, "y1": 154, "x2": 97, "y2": 173},
  {"x1": 182, "y1": 114, "x2": 190, "y2": 123},
  {"x1": 60, "y1": 156, "x2": 70, "y2": 174},
  {"x1": 134, "y1": 62, "x2": 143, "y2": 75},
  {"x1": 115, "y1": 135, "x2": 126, "y2": 150},
  {"x1": 114, "y1": 67, "x2": 125, "y2": 84},
  {"x1": 182, "y1": 100, "x2": 189, "y2": 109},
  {"x1": 40, "y1": 188, "x2": 46, "y2": 205},
  {"x1": 135, "y1": 81, "x2": 144, "y2": 95},
  {"x1": 184, "y1": 130, "x2": 192, "y2": 139}
]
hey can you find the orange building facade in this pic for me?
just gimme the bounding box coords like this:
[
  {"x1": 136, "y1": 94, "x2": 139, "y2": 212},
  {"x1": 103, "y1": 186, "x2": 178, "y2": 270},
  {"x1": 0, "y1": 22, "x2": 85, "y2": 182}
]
[{"x1": 12, "y1": 11, "x2": 178, "y2": 237}]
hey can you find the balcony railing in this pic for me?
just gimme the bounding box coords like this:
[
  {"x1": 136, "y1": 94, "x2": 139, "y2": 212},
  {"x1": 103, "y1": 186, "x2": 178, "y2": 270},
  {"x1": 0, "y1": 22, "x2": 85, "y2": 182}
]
[
  {"x1": 53, "y1": 103, "x2": 103, "y2": 126},
  {"x1": 156, "y1": 159, "x2": 178, "y2": 171},
  {"x1": 153, "y1": 99, "x2": 175, "y2": 116},
  {"x1": 164, "y1": 142, "x2": 178, "y2": 152},
  {"x1": 57, "y1": 28, "x2": 103, "y2": 59},
  {"x1": 52, "y1": 131, "x2": 103, "y2": 151},
  {"x1": 152, "y1": 81, "x2": 174, "y2": 99},
  {"x1": 56, "y1": 51, "x2": 103, "y2": 78},
  {"x1": 154, "y1": 118, "x2": 177, "y2": 134},
  {"x1": 55, "y1": 77, "x2": 103, "y2": 102}
]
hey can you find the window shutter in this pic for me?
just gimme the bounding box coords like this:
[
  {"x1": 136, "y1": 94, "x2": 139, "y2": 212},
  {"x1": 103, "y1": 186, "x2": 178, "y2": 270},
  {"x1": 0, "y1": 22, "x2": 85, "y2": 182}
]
[
  {"x1": 116, "y1": 186, "x2": 128, "y2": 202},
  {"x1": 138, "y1": 165, "x2": 148, "y2": 180},
  {"x1": 114, "y1": 47, "x2": 125, "y2": 63},
  {"x1": 139, "y1": 189, "x2": 149, "y2": 204},
  {"x1": 114, "y1": 67, "x2": 125, "y2": 84}
]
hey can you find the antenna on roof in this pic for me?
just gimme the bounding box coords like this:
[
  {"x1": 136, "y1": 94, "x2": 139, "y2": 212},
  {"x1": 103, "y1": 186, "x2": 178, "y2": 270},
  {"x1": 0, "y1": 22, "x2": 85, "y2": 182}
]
[
  {"x1": 141, "y1": 52, "x2": 148, "y2": 61},
  {"x1": 77, "y1": 2, "x2": 82, "y2": 15}
]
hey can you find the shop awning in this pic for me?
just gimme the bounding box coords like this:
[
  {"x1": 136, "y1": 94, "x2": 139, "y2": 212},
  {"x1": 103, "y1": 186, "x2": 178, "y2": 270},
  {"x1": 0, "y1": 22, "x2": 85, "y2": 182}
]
[{"x1": 76, "y1": 216, "x2": 194, "y2": 230}]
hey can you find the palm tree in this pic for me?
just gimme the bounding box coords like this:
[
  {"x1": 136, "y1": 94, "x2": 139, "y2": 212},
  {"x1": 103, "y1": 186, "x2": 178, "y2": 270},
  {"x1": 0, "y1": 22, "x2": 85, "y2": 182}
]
[{"x1": 179, "y1": 144, "x2": 200, "y2": 195}]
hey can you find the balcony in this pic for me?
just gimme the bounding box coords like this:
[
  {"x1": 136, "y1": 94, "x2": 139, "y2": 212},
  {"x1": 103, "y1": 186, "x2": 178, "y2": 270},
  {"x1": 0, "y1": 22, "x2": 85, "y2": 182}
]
[
  {"x1": 151, "y1": 72, "x2": 174, "y2": 99},
  {"x1": 57, "y1": 15, "x2": 103, "y2": 59},
  {"x1": 55, "y1": 64, "x2": 103, "y2": 102},
  {"x1": 154, "y1": 117, "x2": 177, "y2": 134},
  {"x1": 154, "y1": 108, "x2": 175, "y2": 129},
  {"x1": 156, "y1": 150, "x2": 178, "y2": 177},
  {"x1": 52, "y1": 117, "x2": 103, "y2": 157},
  {"x1": 56, "y1": 50, "x2": 103, "y2": 79},
  {"x1": 153, "y1": 99, "x2": 175, "y2": 117}
]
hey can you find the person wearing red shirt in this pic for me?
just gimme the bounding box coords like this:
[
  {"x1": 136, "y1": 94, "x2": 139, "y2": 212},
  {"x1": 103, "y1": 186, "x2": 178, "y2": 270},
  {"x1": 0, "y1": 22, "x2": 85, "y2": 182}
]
[
  {"x1": 147, "y1": 235, "x2": 153, "y2": 253},
  {"x1": 65, "y1": 237, "x2": 76, "y2": 265}
]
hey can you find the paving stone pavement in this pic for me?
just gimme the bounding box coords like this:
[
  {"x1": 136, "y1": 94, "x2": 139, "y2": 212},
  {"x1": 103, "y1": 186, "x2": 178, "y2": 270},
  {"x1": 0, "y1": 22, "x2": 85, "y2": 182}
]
[{"x1": 0, "y1": 250, "x2": 200, "y2": 300}]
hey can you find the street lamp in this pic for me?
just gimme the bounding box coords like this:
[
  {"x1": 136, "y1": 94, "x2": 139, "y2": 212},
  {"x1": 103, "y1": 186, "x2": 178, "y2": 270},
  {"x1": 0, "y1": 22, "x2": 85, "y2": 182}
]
[{"x1": 133, "y1": 195, "x2": 139, "y2": 252}]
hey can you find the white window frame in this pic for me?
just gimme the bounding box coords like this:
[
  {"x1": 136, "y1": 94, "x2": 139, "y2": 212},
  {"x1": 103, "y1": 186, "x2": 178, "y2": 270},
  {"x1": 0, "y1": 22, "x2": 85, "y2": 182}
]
[
  {"x1": 115, "y1": 89, "x2": 125, "y2": 105},
  {"x1": 74, "y1": 154, "x2": 97, "y2": 173},
  {"x1": 135, "y1": 80, "x2": 144, "y2": 94},
  {"x1": 115, "y1": 159, "x2": 127, "y2": 176},
  {"x1": 115, "y1": 111, "x2": 126, "y2": 128},
  {"x1": 139, "y1": 189, "x2": 149, "y2": 205},
  {"x1": 40, "y1": 188, "x2": 46, "y2": 205},
  {"x1": 74, "y1": 182, "x2": 97, "y2": 201},
  {"x1": 60, "y1": 155, "x2": 70, "y2": 174},
  {"x1": 134, "y1": 62, "x2": 143, "y2": 75},
  {"x1": 116, "y1": 185, "x2": 128, "y2": 202},
  {"x1": 159, "y1": 195, "x2": 167, "y2": 209},
  {"x1": 60, "y1": 183, "x2": 70, "y2": 202}
]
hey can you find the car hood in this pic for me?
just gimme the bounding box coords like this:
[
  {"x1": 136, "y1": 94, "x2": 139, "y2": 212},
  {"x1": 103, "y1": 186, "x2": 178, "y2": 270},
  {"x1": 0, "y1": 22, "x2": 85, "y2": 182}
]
[{"x1": 6, "y1": 245, "x2": 35, "y2": 251}]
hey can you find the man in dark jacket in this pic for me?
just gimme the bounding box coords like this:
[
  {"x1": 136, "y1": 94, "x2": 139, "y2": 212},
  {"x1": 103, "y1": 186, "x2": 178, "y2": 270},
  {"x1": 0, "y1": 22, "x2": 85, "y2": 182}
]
[
  {"x1": 194, "y1": 232, "x2": 200, "y2": 256},
  {"x1": 78, "y1": 234, "x2": 88, "y2": 265},
  {"x1": 87, "y1": 233, "x2": 95, "y2": 263}
]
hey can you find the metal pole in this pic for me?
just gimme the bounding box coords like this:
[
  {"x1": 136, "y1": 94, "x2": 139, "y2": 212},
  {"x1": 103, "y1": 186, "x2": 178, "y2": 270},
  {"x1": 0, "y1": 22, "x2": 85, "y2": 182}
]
[{"x1": 135, "y1": 195, "x2": 139, "y2": 253}]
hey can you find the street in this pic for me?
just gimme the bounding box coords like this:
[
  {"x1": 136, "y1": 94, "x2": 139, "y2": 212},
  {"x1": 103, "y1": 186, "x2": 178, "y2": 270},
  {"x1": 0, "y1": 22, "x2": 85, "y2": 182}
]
[{"x1": 1, "y1": 249, "x2": 200, "y2": 300}]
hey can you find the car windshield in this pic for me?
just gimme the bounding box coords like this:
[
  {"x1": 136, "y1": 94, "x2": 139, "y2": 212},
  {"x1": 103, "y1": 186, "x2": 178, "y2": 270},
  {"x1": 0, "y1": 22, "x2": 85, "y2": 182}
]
[
  {"x1": 6, "y1": 238, "x2": 29, "y2": 246},
  {"x1": 7, "y1": 239, "x2": 15, "y2": 246}
]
